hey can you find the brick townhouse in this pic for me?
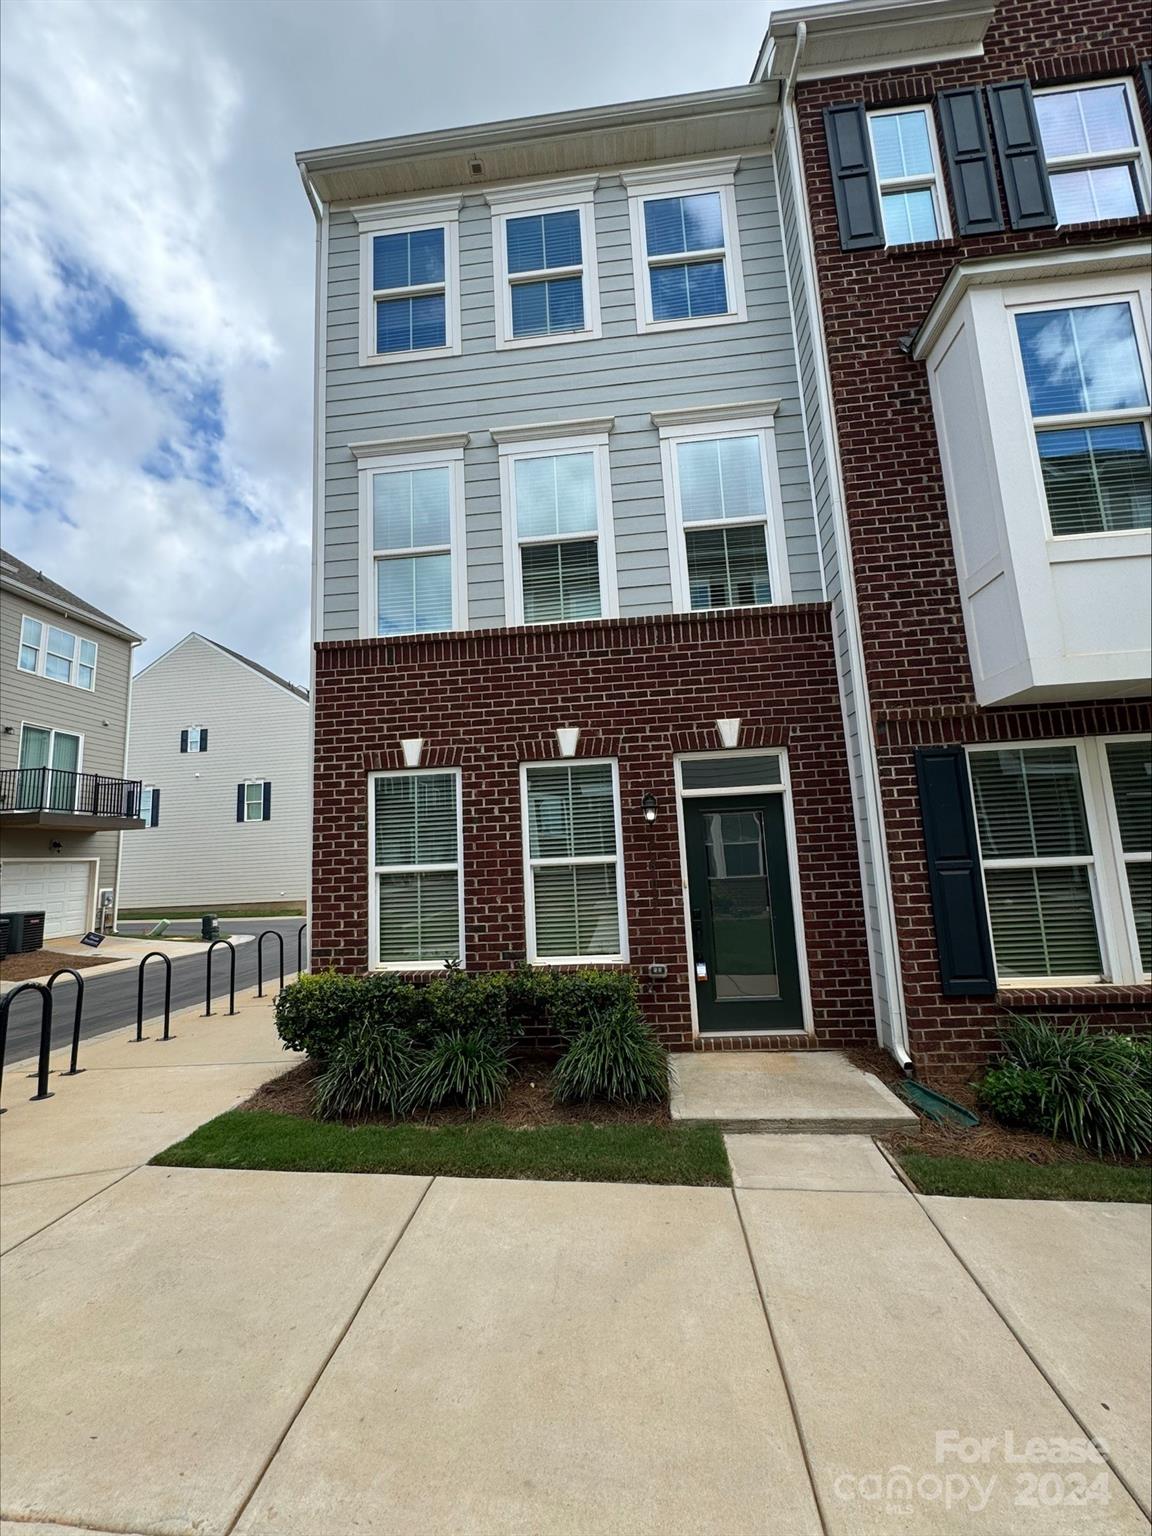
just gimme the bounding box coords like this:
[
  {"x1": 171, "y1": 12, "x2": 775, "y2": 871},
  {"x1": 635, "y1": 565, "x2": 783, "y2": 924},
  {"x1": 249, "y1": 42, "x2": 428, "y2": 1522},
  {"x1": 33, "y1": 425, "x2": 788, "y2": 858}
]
[{"x1": 760, "y1": 0, "x2": 1151, "y2": 1067}]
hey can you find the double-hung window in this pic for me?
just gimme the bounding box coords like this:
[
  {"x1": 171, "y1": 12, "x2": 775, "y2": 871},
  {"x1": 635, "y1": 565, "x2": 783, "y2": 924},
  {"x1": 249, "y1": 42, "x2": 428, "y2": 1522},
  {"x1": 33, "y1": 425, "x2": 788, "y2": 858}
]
[
  {"x1": 867, "y1": 106, "x2": 950, "y2": 245},
  {"x1": 969, "y1": 738, "x2": 1151, "y2": 984},
  {"x1": 657, "y1": 415, "x2": 790, "y2": 613},
  {"x1": 370, "y1": 770, "x2": 463, "y2": 969},
  {"x1": 355, "y1": 197, "x2": 461, "y2": 365},
  {"x1": 624, "y1": 161, "x2": 746, "y2": 333},
  {"x1": 489, "y1": 180, "x2": 601, "y2": 348},
  {"x1": 1034, "y1": 81, "x2": 1151, "y2": 225},
  {"x1": 240, "y1": 780, "x2": 270, "y2": 823},
  {"x1": 181, "y1": 727, "x2": 208, "y2": 753},
  {"x1": 1014, "y1": 299, "x2": 1151, "y2": 537},
  {"x1": 358, "y1": 446, "x2": 466, "y2": 637},
  {"x1": 18, "y1": 616, "x2": 97, "y2": 689},
  {"x1": 499, "y1": 430, "x2": 615, "y2": 625},
  {"x1": 522, "y1": 760, "x2": 627, "y2": 963}
]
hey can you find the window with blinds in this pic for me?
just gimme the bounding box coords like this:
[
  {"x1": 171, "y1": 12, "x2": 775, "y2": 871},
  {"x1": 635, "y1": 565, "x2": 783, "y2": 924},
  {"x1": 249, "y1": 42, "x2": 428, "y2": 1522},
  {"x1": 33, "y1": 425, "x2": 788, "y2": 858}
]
[
  {"x1": 506, "y1": 209, "x2": 585, "y2": 339},
  {"x1": 371, "y1": 772, "x2": 461, "y2": 966},
  {"x1": 524, "y1": 761, "x2": 625, "y2": 961},
  {"x1": 371, "y1": 227, "x2": 447, "y2": 355},
  {"x1": 370, "y1": 462, "x2": 457, "y2": 635},
  {"x1": 1034, "y1": 81, "x2": 1150, "y2": 226},
  {"x1": 507, "y1": 443, "x2": 610, "y2": 624},
  {"x1": 1014, "y1": 301, "x2": 1151, "y2": 537},
  {"x1": 1106, "y1": 739, "x2": 1152, "y2": 973},
  {"x1": 670, "y1": 432, "x2": 775, "y2": 611}
]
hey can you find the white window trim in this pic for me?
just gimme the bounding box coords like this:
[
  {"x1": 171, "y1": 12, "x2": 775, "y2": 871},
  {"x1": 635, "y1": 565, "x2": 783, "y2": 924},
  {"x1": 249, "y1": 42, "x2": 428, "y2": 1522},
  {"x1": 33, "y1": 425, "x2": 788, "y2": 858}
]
[
  {"x1": 498, "y1": 431, "x2": 617, "y2": 626},
  {"x1": 356, "y1": 444, "x2": 468, "y2": 639},
  {"x1": 656, "y1": 414, "x2": 792, "y2": 614},
  {"x1": 140, "y1": 785, "x2": 155, "y2": 826},
  {"x1": 355, "y1": 196, "x2": 463, "y2": 368},
  {"x1": 367, "y1": 767, "x2": 465, "y2": 972},
  {"x1": 185, "y1": 726, "x2": 207, "y2": 753},
  {"x1": 966, "y1": 737, "x2": 1150, "y2": 987},
  {"x1": 866, "y1": 103, "x2": 953, "y2": 245},
  {"x1": 17, "y1": 721, "x2": 85, "y2": 812},
  {"x1": 520, "y1": 757, "x2": 629, "y2": 966},
  {"x1": 16, "y1": 615, "x2": 98, "y2": 691},
  {"x1": 243, "y1": 779, "x2": 269, "y2": 823},
  {"x1": 487, "y1": 179, "x2": 602, "y2": 351},
  {"x1": 1098, "y1": 733, "x2": 1152, "y2": 982},
  {"x1": 1035, "y1": 78, "x2": 1152, "y2": 226},
  {"x1": 623, "y1": 160, "x2": 748, "y2": 335},
  {"x1": 1007, "y1": 284, "x2": 1152, "y2": 545}
]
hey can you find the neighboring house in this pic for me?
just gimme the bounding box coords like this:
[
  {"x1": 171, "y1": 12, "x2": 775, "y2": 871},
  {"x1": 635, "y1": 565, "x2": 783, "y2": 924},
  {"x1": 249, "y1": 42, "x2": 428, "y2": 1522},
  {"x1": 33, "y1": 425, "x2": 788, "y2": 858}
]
[
  {"x1": 119, "y1": 634, "x2": 310, "y2": 910},
  {"x1": 758, "y1": 0, "x2": 1151, "y2": 1067},
  {"x1": 298, "y1": 89, "x2": 882, "y2": 1052},
  {"x1": 0, "y1": 548, "x2": 145, "y2": 938}
]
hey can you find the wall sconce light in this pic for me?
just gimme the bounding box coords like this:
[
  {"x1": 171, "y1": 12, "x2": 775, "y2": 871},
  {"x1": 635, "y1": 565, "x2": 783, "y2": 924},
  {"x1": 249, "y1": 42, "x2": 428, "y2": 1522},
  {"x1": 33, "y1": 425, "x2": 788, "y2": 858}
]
[
  {"x1": 1, "y1": 724, "x2": 13, "y2": 734},
  {"x1": 49, "y1": 839, "x2": 63, "y2": 853},
  {"x1": 641, "y1": 793, "x2": 658, "y2": 824}
]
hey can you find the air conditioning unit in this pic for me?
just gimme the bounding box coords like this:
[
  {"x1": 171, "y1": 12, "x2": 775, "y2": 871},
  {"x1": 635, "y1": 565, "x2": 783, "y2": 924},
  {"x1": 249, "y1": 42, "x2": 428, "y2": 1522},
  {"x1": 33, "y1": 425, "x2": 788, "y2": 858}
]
[{"x1": 0, "y1": 911, "x2": 46, "y2": 954}]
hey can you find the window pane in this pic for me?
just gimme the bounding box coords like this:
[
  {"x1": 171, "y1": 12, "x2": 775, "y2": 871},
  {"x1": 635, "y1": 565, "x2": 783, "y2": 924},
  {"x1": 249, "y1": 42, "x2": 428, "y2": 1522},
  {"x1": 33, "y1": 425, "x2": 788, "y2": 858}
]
[
  {"x1": 880, "y1": 188, "x2": 939, "y2": 244},
  {"x1": 19, "y1": 646, "x2": 38, "y2": 671},
  {"x1": 246, "y1": 784, "x2": 264, "y2": 819},
  {"x1": 373, "y1": 467, "x2": 451, "y2": 551},
  {"x1": 378, "y1": 871, "x2": 460, "y2": 963},
  {"x1": 985, "y1": 866, "x2": 1102, "y2": 977},
  {"x1": 1106, "y1": 741, "x2": 1152, "y2": 854},
  {"x1": 644, "y1": 192, "x2": 723, "y2": 256},
  {"x1": 677, "y1": 437, "x2": 766, "y2": 523},
  {"x1": 1037, "y1": 84, "x2": 1138, "y2": 159},
  {"x1": 871, "y1": 109, "x2": 934, "y2": 180},
  {"x1": 527, "y1": 762, "x2": 616, "y2": 859},
  {"x1": 20, "y1": 617, "x2": 41, "y2": 651},
  {"x1": 18, "y1": 726, "x2": 50, "y2": 770},
  {"x1": 685, "y1": 525, "x2": 772, "y2": 609},
  {"x1": 79, "y1": 639, "x2": 97, "y2": 666},
  {"x1": 506, "y1": 210, "x2": 582, "y2": 274},
  {"x1": 1016, "y1": 304, "x2": 1148, "y2": 417},
  {"x1": 1126, "y1": 864, "x2": 1151, "y2": 971},
  {"x1": 44, "y1": 653, "x2": 72, "y2": 682},
  {"x1": 970, "y1": 747, "x2": 1091, "y2": 859},
  {"x1": 510, "y1": 275, "x2": 584, "y2": 337},
  {"x1": 373, "y1": 229, "x2": 444, "y2": 291},
  {"x1": 533, "y1": 863, "x2": 620, "y2": 958},
  {"x1": 78, "y1": 665, "x2": 95, "y2": 689},
  {"x1": 376, "y1": 553, "x2": 452, "y2": 635},
  {"x1": 650, "y1": 260, "x2": 728, "y2": 322},
  {"x1": 376, "y1": 293, "x2": 446, "y2": 353},
  {"x1": 514, "y1": 453, "x2": 597, "y2": 538},
  {"x1": 1050, "y1": 164, "x2": 1142, "y2": 224},
  {"x1": 375, "y1": 773, "x2": 457, "y2": 867},
  {"x1": 1037, "y1": 423, "x2": 1152, "y2": 535},
  {"x1": 521, "y1": 540, "x2": 601, "y2": 622}
]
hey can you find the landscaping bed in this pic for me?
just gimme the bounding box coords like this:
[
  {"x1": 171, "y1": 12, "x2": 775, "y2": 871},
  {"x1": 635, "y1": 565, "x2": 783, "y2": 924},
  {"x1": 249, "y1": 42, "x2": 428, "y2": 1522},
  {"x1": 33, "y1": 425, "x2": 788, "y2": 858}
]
[{"x1": 0, "y1": 949, "x2": 116, "y2": 982}]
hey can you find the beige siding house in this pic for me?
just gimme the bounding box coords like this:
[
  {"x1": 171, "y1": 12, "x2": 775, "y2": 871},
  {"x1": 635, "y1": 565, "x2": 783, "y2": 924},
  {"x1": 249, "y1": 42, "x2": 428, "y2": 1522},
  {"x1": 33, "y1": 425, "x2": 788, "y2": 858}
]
[
  {"x1": 119, "y1": 635, "x2": 309, "y2": 909},
  {"x1": 0, "y1": 548, "x2": 145, "y2": 938}
]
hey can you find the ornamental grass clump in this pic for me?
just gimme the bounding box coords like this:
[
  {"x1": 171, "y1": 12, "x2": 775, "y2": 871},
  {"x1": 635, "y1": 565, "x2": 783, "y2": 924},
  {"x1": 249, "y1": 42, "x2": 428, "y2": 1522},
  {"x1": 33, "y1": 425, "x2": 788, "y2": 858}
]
[
  {"x1": 313, "y1": 1019, "x2": 422, "y2": 1121},
  {"x1": 552, "y1": 1004, "x2": 671, "y2": 1106},
  {"x1": 403, "y1": 1028, "x2": 514, "y2": 1114}
]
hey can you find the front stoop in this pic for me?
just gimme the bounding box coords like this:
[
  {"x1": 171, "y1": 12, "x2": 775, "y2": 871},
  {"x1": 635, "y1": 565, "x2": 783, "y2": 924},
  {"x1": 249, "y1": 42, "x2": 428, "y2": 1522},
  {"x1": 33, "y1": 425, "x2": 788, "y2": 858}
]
[{"x1": 669, "y1": 1051, "x2": 918, "y2": 1135}]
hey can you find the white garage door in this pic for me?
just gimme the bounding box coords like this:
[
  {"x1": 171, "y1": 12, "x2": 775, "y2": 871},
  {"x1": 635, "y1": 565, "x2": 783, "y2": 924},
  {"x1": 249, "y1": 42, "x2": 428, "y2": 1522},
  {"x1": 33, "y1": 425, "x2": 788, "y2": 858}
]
[{"x1": 0, "y1": 861, "x2": 93, "y2": 939}]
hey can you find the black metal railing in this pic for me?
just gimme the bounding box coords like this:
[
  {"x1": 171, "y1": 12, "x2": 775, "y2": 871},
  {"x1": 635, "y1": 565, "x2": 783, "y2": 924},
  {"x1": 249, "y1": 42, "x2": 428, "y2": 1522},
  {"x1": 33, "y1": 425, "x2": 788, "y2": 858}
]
[{"x1": 0, "y1": 767, "x2": 143, "y2": 818}]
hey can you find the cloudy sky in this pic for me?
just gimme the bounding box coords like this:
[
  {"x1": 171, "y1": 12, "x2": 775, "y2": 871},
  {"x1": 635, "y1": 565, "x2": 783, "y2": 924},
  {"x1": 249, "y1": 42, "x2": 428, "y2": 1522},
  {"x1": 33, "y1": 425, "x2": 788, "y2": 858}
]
[{"x1": 0, "y1": 0, "x2": 769, "y2": 685}]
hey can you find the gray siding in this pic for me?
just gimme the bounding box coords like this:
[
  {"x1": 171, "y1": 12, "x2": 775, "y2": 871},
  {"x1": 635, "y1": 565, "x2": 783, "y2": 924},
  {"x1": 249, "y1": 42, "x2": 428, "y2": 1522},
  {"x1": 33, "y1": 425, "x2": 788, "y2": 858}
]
[{"x1": 321, "y1": 155, "x2": 823, "y2": 637}]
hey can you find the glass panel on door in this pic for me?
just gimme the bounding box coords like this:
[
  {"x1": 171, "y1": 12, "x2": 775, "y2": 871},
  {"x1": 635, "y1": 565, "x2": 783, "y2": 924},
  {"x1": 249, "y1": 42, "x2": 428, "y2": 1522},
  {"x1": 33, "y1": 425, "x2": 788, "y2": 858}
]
[{"x1": 703, "y1": 810, "x2": 779, "y2": 999}]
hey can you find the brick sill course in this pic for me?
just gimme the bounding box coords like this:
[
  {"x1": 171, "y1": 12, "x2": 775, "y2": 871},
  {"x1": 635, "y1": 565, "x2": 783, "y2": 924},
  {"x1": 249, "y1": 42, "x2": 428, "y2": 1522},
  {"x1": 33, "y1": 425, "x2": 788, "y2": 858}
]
[{"x1": 997, "y1": 985, "x2": 1152, "y2": 1010}]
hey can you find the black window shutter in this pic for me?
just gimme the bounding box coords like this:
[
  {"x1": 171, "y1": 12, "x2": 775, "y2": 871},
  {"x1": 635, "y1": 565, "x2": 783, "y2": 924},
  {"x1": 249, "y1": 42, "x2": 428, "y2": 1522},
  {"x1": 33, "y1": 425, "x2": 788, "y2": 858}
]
[
  {"x1": 938, "y1": 89, "x2": 1004, "y2": 235},
  {"x1": 823, "y1": 103, "x2": 885, "y2": 250},
  {"x1": 200, "y1": 729, "x2": 209, "y2": 753},
  {"x1": 237, "y1": 784, "x2": 246, "y2": 823},
  {"x1": 915, "y1": 747, "x2": 997, "y2": 996},
  {"x1": 180, "y1": 730, "x2": 188, "y2": 754},
  {"x1": 262, "y1": 781, "x2": 272, "y2": 822},
  {"x1": 151, "y1": 789, "x2": 161, "y2": 828},
  {"x1": 986, "y1": 81, "x2": 1056, "y2": 229}
]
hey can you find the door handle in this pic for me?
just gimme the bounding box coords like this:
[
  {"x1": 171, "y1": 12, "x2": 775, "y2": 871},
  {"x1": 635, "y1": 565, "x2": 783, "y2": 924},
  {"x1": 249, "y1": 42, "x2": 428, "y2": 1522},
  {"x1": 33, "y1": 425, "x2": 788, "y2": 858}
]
[{"x1": 691, "y1": 908, "x2": 703, "y2": 948}]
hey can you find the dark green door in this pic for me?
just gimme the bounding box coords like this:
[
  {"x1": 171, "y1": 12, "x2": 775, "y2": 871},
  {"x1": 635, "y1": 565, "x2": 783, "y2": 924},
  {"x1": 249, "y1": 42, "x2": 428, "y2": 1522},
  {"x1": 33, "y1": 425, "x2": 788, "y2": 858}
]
[{"x1": 684, "y1": 795, "x2": 804, "y2": 1033}]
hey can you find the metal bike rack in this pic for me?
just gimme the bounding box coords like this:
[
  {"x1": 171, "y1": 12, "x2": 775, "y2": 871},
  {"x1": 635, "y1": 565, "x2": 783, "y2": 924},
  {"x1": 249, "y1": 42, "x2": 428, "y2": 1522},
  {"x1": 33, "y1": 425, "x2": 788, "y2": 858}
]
[
  {"x1": 296, "y1": 923, "x2": 308, "y2": 977},
  {"x1": 47, "y1": 968, "x2": 87, "y2": 1076},
  {"x1": 205, "y1": 939, "x2": 236, "y2": 1017},
  {"x1": 0, "y1": 983, "x2": 55, "y2": 1105},
  {"x1": 136, "y1": 952, "x2": 174, "y2": 1042},
  {"x1": 256, "y1": 930, "x2": 285, "y2": 998}
]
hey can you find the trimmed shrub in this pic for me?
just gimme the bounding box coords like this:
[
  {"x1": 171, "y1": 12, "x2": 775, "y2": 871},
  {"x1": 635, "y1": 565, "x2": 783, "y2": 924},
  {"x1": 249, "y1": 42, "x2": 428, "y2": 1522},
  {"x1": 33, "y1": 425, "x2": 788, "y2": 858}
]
[
  {"x1": 547, "y1": 969, "x2": 641, "y2": 1039},
  {"x1": 313, "y1": 1019, "x2": 421, "y2": 1121},
  {"x1": 403, "y1": 1029, "x2": 513, "y2": 1114},
  {"x1": 552, "y1": 1005, "x2": 671, "y2": 1105},
  {"x1": 976, "y1": 1064, "x2": 1047, "y2": 1128},
  {"x1": 274, "y1": 972, "x2": 367, "y2": 1061},
  {"x1": 420, "y1": 969, "x2": 515, "y2": 1046},
  {"x1": 988, "y1": 1017, "x2": 1152, "y2": 1158}
]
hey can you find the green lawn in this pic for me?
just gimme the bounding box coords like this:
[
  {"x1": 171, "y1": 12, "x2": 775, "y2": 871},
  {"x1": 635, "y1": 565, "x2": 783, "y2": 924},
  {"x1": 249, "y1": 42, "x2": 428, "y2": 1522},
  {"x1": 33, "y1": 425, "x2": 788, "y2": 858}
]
[
  {"x1": 152, "y1": 1110, "x2": 731, "y2": 1186},
  {"x1": 119, "y1": 904, "x2": 306, "y2": 921},
  {"x1": 898, "y1": 1151, "x2": 1151, "y2": 1203}
]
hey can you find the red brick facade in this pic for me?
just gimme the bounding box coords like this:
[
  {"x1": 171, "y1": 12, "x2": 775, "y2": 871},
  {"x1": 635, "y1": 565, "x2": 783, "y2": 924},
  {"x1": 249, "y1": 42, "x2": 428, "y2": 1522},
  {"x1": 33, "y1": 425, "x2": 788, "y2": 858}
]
[
  {"x1": 791, "y1": 0, "x2": 1152, "y2": 1067},
  {"x1": 312, "y1": 606, "x2": 877, "y2": 1051}
]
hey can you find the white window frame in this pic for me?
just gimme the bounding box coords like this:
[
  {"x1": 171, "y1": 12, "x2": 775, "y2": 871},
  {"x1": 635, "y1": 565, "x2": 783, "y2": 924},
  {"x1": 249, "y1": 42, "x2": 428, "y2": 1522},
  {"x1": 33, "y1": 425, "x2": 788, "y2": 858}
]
[
  {"x1": 1098, "y1": 734, "x2": 1152, "y2": 982},
  {"x1": 520, "y1": 757, "x2": 629, "y2": 966},
  {"x1": 356, "y1": 444, "x2": 468, "y2": 639},
  {"x1": 354, "y1": 195, "x2": 463, "y2": 367},
  {"x1": 622, "y1": 158, "x2": 748, "y2": 335},
  {"x1": 17, "y1": 721, "x2": 85, "y2": 812},
  {"x1": 966, "y1": 736, "x2": 1150, "y2": 987},
  {"x1": 1008, "y1": 285, "x2": 1152, "y2": 544},
  {"x1": 487, "y1": 177, "x2": 602, "y2": 351},
  {"x1": 367, "y1": 767, "x2": 465, "y2": 972},
  {"x1": 139, "y1": 785, "x2": 155, "y2": 826},
  {"x1": 16, "y1": 615, "x2": 98, "y2": 690},
  {"x1": 243, "y1": 780, "x2": 269, "y2": 823},
  {"x1": 185, "y1": 726, "x2": 207, "y2": 753},
  {"x1": 498, "y1": 429, "x2": 618, "y2": 626},
  {"x1": 656, "y1": 411, "x2": 792, "y2": 614},
  {"x1": 1034, "y1": 78, "x2": 1152, "y2": 226},
  {"x1": 866, "y1": 104, "x2": 952, "y2": 246}
]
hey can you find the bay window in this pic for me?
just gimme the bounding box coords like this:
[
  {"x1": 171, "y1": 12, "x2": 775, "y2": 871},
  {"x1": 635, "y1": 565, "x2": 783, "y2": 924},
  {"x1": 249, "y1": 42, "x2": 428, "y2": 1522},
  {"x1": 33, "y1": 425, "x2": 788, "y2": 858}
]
[
  {"x1": 370, "y1": 770, "x2": 463, "y2": 969},
  {"x1": 523, "y1": 760, "x2": 627, "y2": 964}
]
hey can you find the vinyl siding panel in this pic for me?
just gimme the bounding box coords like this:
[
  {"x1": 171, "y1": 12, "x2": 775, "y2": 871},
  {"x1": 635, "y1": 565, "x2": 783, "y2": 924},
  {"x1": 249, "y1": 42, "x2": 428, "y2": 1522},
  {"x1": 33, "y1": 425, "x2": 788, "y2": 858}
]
[{"x1": 320, "y1": 155, "x2": 822, "y2": 638}]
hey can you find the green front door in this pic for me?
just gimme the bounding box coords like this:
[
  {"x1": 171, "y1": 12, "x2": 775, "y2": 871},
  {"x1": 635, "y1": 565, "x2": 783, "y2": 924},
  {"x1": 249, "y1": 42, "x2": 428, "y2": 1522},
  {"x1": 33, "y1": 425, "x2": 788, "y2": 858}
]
[{"x1": 684, "y1": 795, "x2": 804, "y2": 1033}]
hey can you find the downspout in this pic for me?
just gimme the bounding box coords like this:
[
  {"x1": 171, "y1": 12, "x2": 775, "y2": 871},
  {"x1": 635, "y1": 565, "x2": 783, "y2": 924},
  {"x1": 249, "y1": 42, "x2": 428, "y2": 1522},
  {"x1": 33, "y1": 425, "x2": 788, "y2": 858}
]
[
  {"x1": 299, "y1": 163, "x2": 326, "y2": 963},
  {"x1": 783, "y1": 20, "x2": 807, "y2": 106},
  {"x1": 113, "y1": 636, "x2": 141, "y2": 934}
]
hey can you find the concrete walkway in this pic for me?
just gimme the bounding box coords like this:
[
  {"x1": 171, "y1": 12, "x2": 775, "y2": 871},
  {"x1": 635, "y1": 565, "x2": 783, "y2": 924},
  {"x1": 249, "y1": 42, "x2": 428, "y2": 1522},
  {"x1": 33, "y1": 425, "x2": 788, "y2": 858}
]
[
  {"x1": 2, "y1": 1046, "x2": 1149, "y2": 1533},
  {"x1": 671, "y1": 1050, "x2": 919, "y2": 1134}
]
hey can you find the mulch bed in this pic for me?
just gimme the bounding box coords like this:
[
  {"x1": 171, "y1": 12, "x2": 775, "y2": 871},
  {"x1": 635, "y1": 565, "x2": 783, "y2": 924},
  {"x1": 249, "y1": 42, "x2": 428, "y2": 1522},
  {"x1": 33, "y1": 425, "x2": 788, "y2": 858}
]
[
  {"x1": 0, "y1": 949, "x2": 117, "y2": 983},
  {"x1": 242, "y1": 1058, "x2": 671, "y2": 1129}
]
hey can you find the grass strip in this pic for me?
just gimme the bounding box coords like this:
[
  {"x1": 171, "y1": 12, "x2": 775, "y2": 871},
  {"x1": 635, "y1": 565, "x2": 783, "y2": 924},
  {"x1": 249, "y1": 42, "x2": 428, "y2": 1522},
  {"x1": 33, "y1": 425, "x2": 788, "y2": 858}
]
[
  {"x1": 119, "y1": 905, "x2": 305, "y2": 920},
  {"x1": 899, "y1": 1151, "x2": 1151, "y2": 1203},
  {"x1": 152, "y1": 1109, "x2": 732, "y2": 1186}
]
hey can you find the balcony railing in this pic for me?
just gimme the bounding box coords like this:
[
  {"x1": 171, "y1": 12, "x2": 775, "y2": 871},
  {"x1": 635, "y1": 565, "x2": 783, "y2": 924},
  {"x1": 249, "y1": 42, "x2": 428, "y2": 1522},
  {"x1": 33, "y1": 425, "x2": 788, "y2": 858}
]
[{"x1": 0, "y1": 767, "x2": 143, "y2": 819}]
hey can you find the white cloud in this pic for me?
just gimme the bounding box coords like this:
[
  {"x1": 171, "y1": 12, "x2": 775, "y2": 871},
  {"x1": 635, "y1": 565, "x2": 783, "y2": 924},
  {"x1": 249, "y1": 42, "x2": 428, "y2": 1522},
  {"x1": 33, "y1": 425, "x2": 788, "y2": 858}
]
[{"x1": 0, "y1": 0, "x2": 767, "y2": 683}]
